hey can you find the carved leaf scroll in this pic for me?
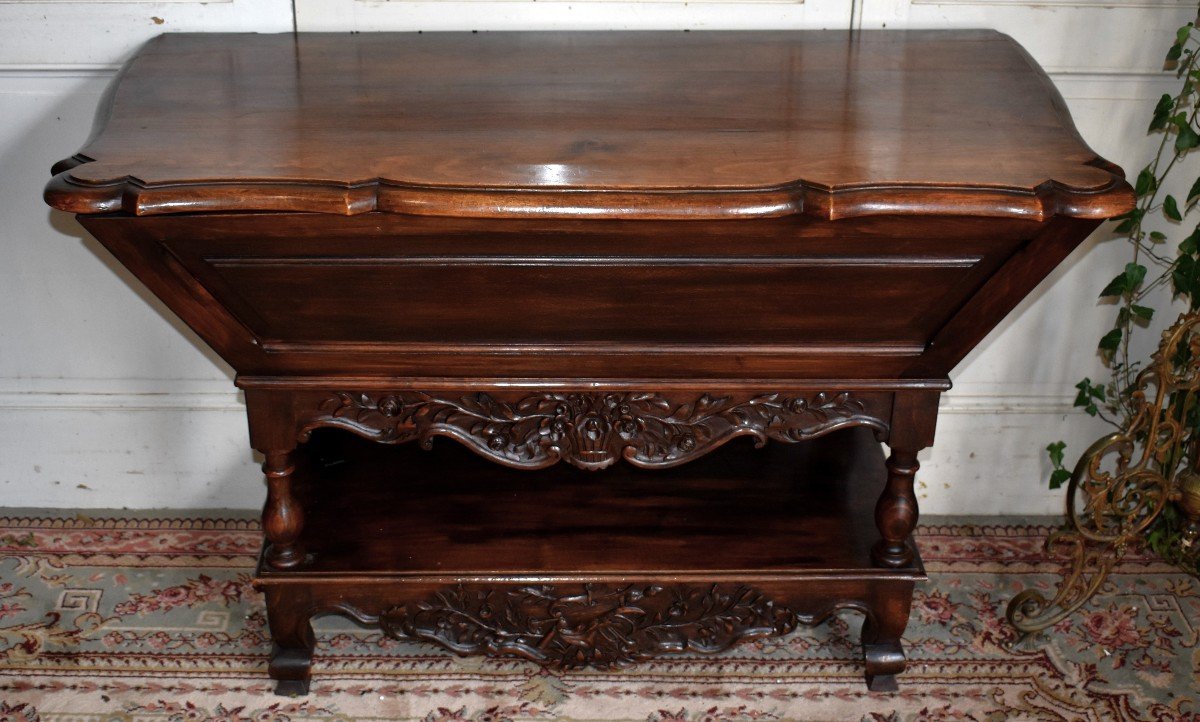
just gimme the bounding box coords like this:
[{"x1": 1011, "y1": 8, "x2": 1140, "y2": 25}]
[
  {"x1": 378, "y1": 583, "x2": 798, "y2": 669},
  {"x1": 297, "y1": 390, "x2": 887, "y2": 471}
]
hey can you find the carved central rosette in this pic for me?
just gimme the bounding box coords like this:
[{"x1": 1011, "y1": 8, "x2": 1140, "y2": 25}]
[
  {"x1": 378, "y1": 583, "x2": 798, "y2": 669},
  {"x1": 297, "y1": 390, "x2": 887, "y2": 471},
  {"x1": 524, "y1": 393, "x2": 685, "y2": 470}
]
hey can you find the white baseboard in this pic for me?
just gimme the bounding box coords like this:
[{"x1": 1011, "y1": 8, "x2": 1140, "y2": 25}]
[{"x1": 0, "y1": 378, "x2": 1099, "y2": 515}]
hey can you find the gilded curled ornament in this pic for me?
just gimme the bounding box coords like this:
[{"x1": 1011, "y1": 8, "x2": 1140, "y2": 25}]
[
  {"x1": 1006, "y1": 312, "x2": 1200, "y2": 634},
  {"x1": 297, "y1": 390, "x2": 887, "y2": 471}
]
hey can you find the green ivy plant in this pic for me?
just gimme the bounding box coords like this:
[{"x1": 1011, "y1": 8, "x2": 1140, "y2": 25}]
[{"x1": 1046, "y1": 16, "x2": 1200, "y2": 575}]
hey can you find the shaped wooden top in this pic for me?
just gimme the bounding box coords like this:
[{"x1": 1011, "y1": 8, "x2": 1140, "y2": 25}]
[{"x1": 46, "y1": 30, "x2": 1133, "y2": 221}]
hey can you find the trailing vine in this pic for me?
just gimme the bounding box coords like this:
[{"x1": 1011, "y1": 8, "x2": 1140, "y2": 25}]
[{"x1": 1046, "y1": 14, "x2": 1200, "y2": 575}]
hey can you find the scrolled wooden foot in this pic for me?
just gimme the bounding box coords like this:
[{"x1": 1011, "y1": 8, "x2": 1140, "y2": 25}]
[
  {"x1": 266, "y1": 589, "x2": 315, "y2": 696},
  {"x1": 871, "y1": 450, "x2": 919, "y2": 568},
  {"x1": 262, "y1": 450, "x2": 306, "y2": 570},
  {"x1": 270, "y1": 643, "x2": 314, "y2": 696},
  {"x1": 274, "y1": 679, "x2": 311, "y2": 696},
  {"x1": 860, "y1": 595, "x2": 910, "y2": 692},
  {"x1": 863, "y1": 642, "x2": 904, "y2": 692}
]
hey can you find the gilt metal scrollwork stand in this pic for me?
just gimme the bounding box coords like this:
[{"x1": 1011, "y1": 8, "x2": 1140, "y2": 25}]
[{"x1": 1006, "y1": 312, "x2": 1200, "y2": 634}]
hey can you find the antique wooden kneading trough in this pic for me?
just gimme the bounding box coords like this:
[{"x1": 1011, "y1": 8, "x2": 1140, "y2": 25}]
[{"x1": 44, "y1": 30, "x2": 1133, "y2": 694}]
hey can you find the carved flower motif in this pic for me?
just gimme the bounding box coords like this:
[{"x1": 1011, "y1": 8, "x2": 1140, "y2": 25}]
[
  {"x1": 579, "y1": 414, "x2": 608, "y2": 441},
  {"x1": 308, "y1": 390, "x2": 885, "y2": 471},
  {"x1": 377, "y1": 395, "x2": 402, "y2": 417},
  {"x1": 380, "y1": 583, "x2": 795, "y2": 669}
]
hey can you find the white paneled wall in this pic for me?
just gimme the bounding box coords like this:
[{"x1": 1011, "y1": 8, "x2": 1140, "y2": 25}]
[
  {"x1": 293, "y1": 0, "x2": 848, "y2": 31},
  {"x1": 0, "y1": 0, "x2": 1194, "y2": 511},
  {"x1": 0, "y1": 0, "x2": 290, "y2": 509}
]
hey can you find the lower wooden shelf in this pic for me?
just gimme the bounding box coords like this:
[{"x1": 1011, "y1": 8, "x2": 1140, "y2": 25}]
[{"x1": 254, "y1": 426, "x2": 925, "y2": 695}]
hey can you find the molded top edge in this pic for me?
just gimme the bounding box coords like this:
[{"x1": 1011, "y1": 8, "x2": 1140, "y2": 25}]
[{"x1": 45, "y1": 30, "x2": 1134, "y2": 221}]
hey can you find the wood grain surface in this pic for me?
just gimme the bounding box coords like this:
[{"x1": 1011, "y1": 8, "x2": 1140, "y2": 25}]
[{"x1": 46, "y1": 30, "x2": 1133, "y2": 220}]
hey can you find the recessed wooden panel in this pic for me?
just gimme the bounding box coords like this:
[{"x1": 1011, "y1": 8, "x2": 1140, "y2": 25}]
[
  {"x1": 204, "y1": 256, "x2": 985, "y2": 349},
  {"x1": 139, "y1": 213, "x2": 1027, "y2": 355}
]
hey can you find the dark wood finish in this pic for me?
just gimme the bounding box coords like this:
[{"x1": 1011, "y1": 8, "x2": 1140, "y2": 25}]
[
  {"x1": 291, "y1": 389, "x2": 891, "y2": 471},
  {"x1": 45, "y1": 31, "x2": 1130, "y2": 222},
  {"x1": 872, "y1": 392, "x2": 940, "y2": 568},
  {"x1": 43, "y1": 30, "x2": 1133, "y2": 694},
  {"x1": 76, "y1": 212, "x2": 1069, "y2": 379},
  {"x1": 254, "y1": 427, "x2": 924, "y2": 694},
  {"x1": 261, "y1": 451, "x2": 305, "y2": 570},
  {"x1": 279, "y1": 427, "x2": 894, "y2": 574}
]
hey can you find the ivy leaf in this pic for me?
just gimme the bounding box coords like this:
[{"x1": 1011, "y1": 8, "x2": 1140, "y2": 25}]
[
  {"x1": 1150, "y1": 93, "x2": 1175, "y2": 131},
  {"x1": 1135, "y1": 167, "x2": 1158, "y2": 197},
  {"x1": 1046, "y1": 440, "x2": 1066, "y2": 467},
  {"x1": 1099, "y1": 272, "x2": 1128, "y2": 297},
  {"x1": 1177, "y1": 123, "x2": 1200, "y2": 153},
  {"x1": 1075, "y1": 374, "x2": 1099, "y2": 412},
  {"x1": 1098, "y1": 328, "x2": 1123, "y2": 359},
  {"x1": 1099, "y1": 263, "x2": 1147, "y2": 297},
  {"x1": 1173, "y1": 254, "x2": 1200, "y2": 302},
  {"x1": 1188, "y1": 176, "x2": 1200, "y2": 203},
  {"x1": 1074, "y1": 378, "x2": 1106, "y2": 405},
  {"x1": 1131, "y1": 304, "x2": 1155, "y2": 321},
  {"x1": 1180, "y1": 226, "x2": 1200, "y2": 254},
  {"x1": 1179, "y1": 24, "x2": 1194, "y2": 47},
  {"x1": 1112, "y1": 207, "x2": 1145, "y2": 234},
  {"x1": 1150, "y1": 231, "x2": 1168, "y2": 242},
  {"x1": 1166, "y1": 194, "x2": 1183, "y2": 221},
  {"x1": 1125, "y1": 262, "x2": 1147, "y2": 290},
  {"x1": 1047, "y1": 441, "x2": 1071, "y2": 490}
]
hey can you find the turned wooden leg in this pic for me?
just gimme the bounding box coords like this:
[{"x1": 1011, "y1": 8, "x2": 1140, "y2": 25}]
[
  {"x1": 861, "y1": 589, "x2": 914, "y2": 692},
  {"x1": 265, "y1": 587, "x2": 316, "y2": 696},
  {"x1": 263, "y1": 451, "x2": 306, "y2": 570},
  {"x1": 871, "y1": 449, "x2": 919, "y2": 568}
]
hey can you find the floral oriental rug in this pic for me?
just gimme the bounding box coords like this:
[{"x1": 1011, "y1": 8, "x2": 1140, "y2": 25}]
[{"x1": 0, "y1": 514, "x2": 1196, "y2": 722}]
